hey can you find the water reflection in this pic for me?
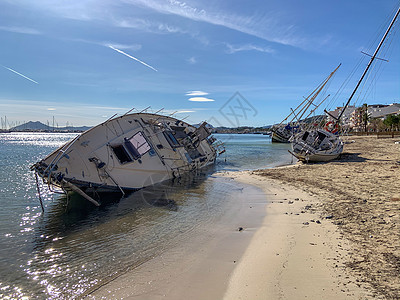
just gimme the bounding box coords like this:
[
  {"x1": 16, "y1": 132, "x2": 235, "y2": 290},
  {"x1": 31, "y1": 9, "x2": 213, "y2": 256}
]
[
  {"x1": 23, "y1": 165, "x2": 222, "y2": 298},
  {"x1": 0, "y1": 133, "x2": 292, "y2": 299}
]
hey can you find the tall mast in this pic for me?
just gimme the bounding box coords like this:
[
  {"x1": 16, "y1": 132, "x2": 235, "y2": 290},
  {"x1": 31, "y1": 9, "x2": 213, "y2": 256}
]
[
  {"x1": 297, "y1": 64, "x2": 341, "y2": 122},
  {"x1": 277, "y1": 64, "x2": 340, "y2": 126},
  {"x1": 336, "y1": 6, "x2": 400, "y2": 122}
]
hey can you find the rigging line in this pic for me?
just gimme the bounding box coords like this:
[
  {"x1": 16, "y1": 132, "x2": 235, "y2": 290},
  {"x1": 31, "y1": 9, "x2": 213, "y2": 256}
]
[
  {"x1": 360, "y1": 51, "x2": 389, "y2": 62},
  {"x1": 104, "y1": 113, "x2": 117, "y2": 123},
  {"x1": 362, "y1": 55, "x2": 391, "y2": 103},
  {"x1": 336, "y1": 5, "x2": 400, "y2": 122},
  {"x1": 362, "y1": 61, "x2": 384, "y2": 100},
  {"x1": 154, "y1": 108, "x2": 164, "y2": 114},
  {"x1": 326, "y1": 56, "x2": 365, "y2": 111},
  {"x1": 122, "y1": 107, "x2": 136, "y2": 116},
  {"x1": 298, "y1": 64, "x2": 341, "y2": 122},
  {"x1": 139, "y1": 106, "x2": 151, "y2": 114},
  {"x1": 356, "y1": 45, "x2": 390, "y2": 107},
  {"x1": 364, "y1": 3, "x2": 398, "y2": 54}
]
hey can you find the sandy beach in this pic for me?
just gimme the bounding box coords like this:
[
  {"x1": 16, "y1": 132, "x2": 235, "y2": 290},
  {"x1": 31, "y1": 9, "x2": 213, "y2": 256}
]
[
  {"x1": 251, "y1": 135, "x2": 400, "y2": 299},
  {"x1": 89, "y1": 136, "x2": 399, "y2": 300}
]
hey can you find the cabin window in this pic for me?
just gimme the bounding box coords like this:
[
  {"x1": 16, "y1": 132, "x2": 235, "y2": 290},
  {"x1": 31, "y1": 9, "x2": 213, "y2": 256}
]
[
  {"x1": 111, "y1": 132, "x2": 151, "y2": 164},
  {"x1": 128, "y1": 132, "x2": 151, "y2": 156},
  {"x1": 111, "y1": 145, "x2": 133, "y2": 164},
  {"x1": 163, "y1": 131, "x2": 180, "y2": 147},
  {"x1": 302, "y1": 131, "x2": 309, "y2": 141}
]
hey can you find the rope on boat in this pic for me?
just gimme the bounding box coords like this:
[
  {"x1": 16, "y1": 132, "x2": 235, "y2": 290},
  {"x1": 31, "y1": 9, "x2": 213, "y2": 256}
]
[{"x1": 34, "y1": 172, "x2": 45, "y2": 213}]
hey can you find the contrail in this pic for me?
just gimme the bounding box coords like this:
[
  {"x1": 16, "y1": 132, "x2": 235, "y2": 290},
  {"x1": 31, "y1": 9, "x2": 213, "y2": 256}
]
[
  {"x1": 108, "y1": 45, "x2": 158, "y2": 72},
  {"x1": 2, "y1": 65, "x2": 39, "y2": 84}
]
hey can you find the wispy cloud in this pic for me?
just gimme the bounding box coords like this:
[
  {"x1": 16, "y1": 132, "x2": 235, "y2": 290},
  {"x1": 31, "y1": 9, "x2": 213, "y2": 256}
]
[
  {"x1": 2, "y1": 66, "x2": 39, "y2": 84},
  {"x1": 0, "y1": 98, "x2": 133, "y2": 125},
  {"x1": 176, "y1": 110, "x2": 195, "y2": 113},
  {"x1": 115, "y1": 18, "x2": 187, "y2": 34},
  {"x1": 188, "y1": 97, "x2": 214, "y2": 102},
  {"x1": 124, "y1": 0, "x2": 304, "y2": 47},
  {"x1": 186, "y1": 91, "x2": 209, "y2": 96},
  {"x1": 104, "y1": 42, "x2": 142, "y2": 51},
  {"x1": 187, "y1": 57, "x2": 197, "y2": 64},
  {"x1": 225, "y1": 43, "x2": 275, "y2": 54},
  {"x1": 115, "y1": 18, "x2": 209, "y2": 45},
  {"x1": 10, "y1": 0, "x2": 310, "y2": 47},
  {"x1": 65, "y1": 38, "x2": 143, "y2": 51},
  {"x1": 0, "y1": 26, "x2": 42, "y2": 35},
  {"x1": 108, "y1": 45, "x2": 158, "y2": 72}
]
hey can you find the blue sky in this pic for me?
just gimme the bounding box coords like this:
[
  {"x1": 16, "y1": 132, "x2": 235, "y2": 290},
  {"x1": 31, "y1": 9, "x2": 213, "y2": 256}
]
[{"x1": 1, "y1": 0, "x2": 399, "y2": 128}]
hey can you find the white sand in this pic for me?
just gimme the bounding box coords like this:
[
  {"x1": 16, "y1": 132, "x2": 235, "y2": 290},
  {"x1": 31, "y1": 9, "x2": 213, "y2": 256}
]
[{"x1": 88, "y1": 136, "x2": 399, "y2": 299}]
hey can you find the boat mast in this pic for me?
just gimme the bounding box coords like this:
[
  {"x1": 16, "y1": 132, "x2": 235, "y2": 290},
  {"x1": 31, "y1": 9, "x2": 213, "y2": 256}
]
[
  {"x1": 277, "y1": 94, "x2": 314, "y2": 126},
  {"x1": 296, "y1": 64, "x2": 341, "y2": 122},
  {"x1": 336, "y1": 6, "x2": 400, "y2": 123},
  {"x1": 277, "y1": 64, "x2": 340, "y2": 127}
]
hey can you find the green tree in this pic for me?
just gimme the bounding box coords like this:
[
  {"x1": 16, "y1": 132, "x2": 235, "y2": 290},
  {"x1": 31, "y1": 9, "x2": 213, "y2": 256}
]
[{"x1": 383, "y1": 114, "x2": 400, "y2": 131}]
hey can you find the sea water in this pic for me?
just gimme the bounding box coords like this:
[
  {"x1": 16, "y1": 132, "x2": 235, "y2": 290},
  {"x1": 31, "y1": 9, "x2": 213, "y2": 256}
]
[{"x1": 0, "y1": 132, "x2": 292, "y2": 298}]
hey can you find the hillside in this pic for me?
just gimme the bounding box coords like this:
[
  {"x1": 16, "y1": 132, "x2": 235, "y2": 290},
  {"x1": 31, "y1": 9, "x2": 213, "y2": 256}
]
[{"x1": 10, "y1": 121, "x2": 91, "y2": 132}]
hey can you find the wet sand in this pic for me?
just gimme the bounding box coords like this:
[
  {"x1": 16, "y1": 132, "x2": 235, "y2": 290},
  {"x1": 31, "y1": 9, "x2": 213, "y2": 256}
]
[
  {"x1": 88, "y1": 180, "x2": 270, "y2": 299},
  {"x1": 89, "y1": 136, "x2": 399, "y2": 299}
]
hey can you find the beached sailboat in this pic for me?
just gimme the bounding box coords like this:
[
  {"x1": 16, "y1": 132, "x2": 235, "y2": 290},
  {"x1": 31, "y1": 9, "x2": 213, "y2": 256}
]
[
  {"x1": 271, "y1": 64, "x2": 340, "y2": 143},
  {"x1": 31, "y1": 112, "x2": 223, "y2": 206},
  {"x1": 290, "y1": 6, "x2": 400, "y2": 162}
]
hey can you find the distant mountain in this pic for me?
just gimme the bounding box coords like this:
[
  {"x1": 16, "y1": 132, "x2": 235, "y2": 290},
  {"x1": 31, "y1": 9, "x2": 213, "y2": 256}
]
[{"x1": 10, "y1": 121, "x2": 91, "y2": 132}]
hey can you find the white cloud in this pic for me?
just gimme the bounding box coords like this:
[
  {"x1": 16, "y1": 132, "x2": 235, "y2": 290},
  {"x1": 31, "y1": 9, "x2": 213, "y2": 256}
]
[
  {"x1": 0, "y1": 26, "x2": 42, "y2": 35},
  {"x1": 157, "y1": 23, "x2": 185, "y2": 33},
  {"x1": 11, "y1": 0, "x2": 311, "y2": 48},
  {"x1": 124, "y1": 0, "x2": 304, "y2": 47},
  {"x1": 176, "y1": 110, "x2": 195, "y2": 113},
  {"x1": 188, "y1": 97, "x2": 214, "y2": 102},
  {"x1": 225, "y1": 43, "x2": 275, "y2": 54},
  {"x1": 105, "y1": 43, "x2": 142, "y2": 51},
  {"x1": 8, "y1": 0, "x2": 311, "y2": 48},
  {"x1": 186, "y1": 91, "x2": 209, "y2": 96},
  {"x1": 0, "y1": 99, "x2": 131, "y2": 126},
  {"x1": 187, "y1": 57, "x2": 197, "y2": 64},
  {"x1": 115, "y1": 18, "x2": 186, "y2": 34}
]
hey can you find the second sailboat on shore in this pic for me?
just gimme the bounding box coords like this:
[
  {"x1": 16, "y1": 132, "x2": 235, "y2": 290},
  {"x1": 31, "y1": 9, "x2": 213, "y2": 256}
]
[{"x1": 290, "y1": 5, "x2": 400, "y2": 162}]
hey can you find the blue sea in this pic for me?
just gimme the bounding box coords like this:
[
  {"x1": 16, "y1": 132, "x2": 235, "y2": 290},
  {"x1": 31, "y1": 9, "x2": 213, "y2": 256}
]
[{"x1": 0, "y1": 132, "x2": 292, "y2": 299}]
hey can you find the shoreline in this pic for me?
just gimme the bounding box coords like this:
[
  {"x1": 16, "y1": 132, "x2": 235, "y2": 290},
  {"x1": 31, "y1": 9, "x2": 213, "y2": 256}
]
[
  {"x1": 221, "y1": 171, "x2": 370, "y2": 299},
  {"x1": 89, "y1": 136, "x2": 399, "y2": 299},
  {"x1": 88, "y1": 177, "x2": 270, "y2": 299}
]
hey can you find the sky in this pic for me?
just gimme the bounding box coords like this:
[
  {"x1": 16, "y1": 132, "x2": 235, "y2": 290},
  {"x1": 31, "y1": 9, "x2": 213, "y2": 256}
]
[{"x1": 0, "y1": 0, "x2": 399, "y2": 128}]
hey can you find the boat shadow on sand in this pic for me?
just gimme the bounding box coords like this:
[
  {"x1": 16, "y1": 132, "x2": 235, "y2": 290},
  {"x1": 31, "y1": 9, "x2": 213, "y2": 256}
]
[
  {"x1": 337, "y1": 152, "x2": 367, "y2": 163},
  {"x1": 298, "y1": 152, "x2": 367, "y2": 164}
]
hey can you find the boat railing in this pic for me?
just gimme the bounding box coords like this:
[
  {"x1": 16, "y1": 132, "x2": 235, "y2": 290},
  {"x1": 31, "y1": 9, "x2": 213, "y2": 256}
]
[{"x1": 42, "y1": 134, "x2": 81, "y2": 181}]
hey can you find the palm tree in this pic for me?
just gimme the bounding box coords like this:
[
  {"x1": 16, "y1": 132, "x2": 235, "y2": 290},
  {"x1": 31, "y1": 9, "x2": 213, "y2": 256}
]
[
  {"x1": 361, "y1": 104, "x2": 371, "y2": 132},
  {"x1": 355, "y1": 103, "x2": 371, "y2": 132}
]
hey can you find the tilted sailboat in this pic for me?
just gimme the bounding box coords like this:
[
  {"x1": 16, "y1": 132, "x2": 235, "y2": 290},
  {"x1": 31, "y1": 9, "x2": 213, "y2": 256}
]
[
  {"x1": 290, "y1": 6, "x2": 400, "y2": 162},
  {"x1": 271, "y1": 64, "x2": 340, "y2": 143},
  {"x1": 31, "y1": 112, "x2": 223, "y2": 207}
]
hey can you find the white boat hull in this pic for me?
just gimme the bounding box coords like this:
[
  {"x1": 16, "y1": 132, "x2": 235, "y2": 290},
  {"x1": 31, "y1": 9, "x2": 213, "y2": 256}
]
[
  {"x1": 290, "y1": 129, "x2": 343, "y2": 162},
  {"x1": 32, "y1": 113, "x2": 221, "y2": 197}
]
